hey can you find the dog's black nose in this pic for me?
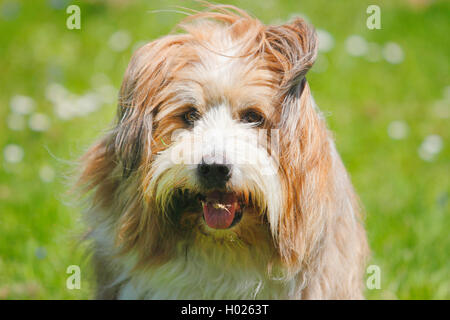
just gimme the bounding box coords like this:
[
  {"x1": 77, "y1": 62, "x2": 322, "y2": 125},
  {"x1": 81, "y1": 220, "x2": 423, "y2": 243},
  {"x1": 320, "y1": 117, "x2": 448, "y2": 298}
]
[{"x1": 197, "y1": 162, "x2": 231, "y2": 188}]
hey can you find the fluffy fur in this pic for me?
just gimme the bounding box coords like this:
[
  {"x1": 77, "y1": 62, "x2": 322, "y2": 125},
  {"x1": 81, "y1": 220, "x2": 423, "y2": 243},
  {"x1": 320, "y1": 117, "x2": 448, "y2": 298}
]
[{"x1": 77, "y1": 5, "x2": 369, "y2": 299}]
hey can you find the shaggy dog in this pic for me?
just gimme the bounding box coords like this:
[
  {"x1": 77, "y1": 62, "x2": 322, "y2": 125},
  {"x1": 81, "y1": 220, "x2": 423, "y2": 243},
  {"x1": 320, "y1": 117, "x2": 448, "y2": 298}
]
[{"x1": 78, "y1": 5, "x2": 369, "y2": 299}]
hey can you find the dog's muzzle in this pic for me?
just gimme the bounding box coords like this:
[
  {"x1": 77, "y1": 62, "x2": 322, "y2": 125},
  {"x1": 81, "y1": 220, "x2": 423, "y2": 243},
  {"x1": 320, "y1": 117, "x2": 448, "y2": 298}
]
[{"x1": 197, "y1": 161, "x2": 231, "y2": 189}]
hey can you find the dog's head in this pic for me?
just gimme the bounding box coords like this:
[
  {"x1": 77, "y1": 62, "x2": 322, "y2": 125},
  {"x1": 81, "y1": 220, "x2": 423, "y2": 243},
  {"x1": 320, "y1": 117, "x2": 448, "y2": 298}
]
[{"x1": 79, "y1": 6, "x2": 336, "y2": 275}]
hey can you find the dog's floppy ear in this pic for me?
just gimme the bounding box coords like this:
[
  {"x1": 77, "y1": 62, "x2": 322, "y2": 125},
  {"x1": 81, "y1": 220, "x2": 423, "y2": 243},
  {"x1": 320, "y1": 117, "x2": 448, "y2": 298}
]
[
  {"x1": 114, "y1": 35, "x2": 192, "y2": 177},
  {"x1": 265, "y1": 19, "x2": 333, "y2": 275},
  {"x1": 265, "y1": 18, "x2": 318, "y2": 94},
  {"x1": 113, "y1": 36, "x2": 187, "y2": 177},
  {"x1": 113, "y1": 41, "x2": 163, "y2": 178}
]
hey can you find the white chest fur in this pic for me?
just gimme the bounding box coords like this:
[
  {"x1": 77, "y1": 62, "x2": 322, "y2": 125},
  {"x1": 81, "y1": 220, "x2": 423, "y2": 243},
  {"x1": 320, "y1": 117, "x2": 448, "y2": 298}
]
[{"x1": 115, "y1": 247, "x2": 294, "y2": 300}]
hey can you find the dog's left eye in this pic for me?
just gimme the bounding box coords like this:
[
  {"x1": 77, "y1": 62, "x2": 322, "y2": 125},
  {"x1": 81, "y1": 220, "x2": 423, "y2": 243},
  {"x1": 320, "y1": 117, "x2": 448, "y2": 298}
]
[
  {"x1": 241, "y1": 110, "x2": 265, "y2": 126},
  {"x1": 183, "y1": 108, "x2": 201, "y2": 125}
]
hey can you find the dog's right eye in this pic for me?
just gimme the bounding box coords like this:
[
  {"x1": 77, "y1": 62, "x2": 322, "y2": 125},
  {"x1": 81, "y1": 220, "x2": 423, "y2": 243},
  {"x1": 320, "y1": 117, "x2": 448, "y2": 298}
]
[{"x1": 183, "y1": 108, "x2": 201, "y2": 126}]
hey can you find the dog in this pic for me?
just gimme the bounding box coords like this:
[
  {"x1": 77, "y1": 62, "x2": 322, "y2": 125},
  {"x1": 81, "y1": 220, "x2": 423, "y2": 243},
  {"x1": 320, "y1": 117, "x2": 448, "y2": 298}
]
[{"x1": 77, "y1": 5, "x2": 369, "y2": 299}]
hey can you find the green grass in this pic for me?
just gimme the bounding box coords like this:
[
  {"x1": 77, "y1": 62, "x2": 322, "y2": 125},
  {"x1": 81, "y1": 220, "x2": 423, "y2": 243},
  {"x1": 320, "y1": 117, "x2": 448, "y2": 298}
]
[{"x1": 0, "y1": 0, "x2": 448, "y2": 299}]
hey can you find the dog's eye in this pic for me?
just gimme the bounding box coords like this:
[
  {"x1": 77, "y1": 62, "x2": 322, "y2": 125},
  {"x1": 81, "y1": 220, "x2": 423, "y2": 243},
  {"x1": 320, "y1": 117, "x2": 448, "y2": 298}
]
[
  {"x1": 183, "y1": 108, "x2": 201, "y2": 125},
  {"x1": 241, "y1": 110, "x2": 265, "y2": 126}
]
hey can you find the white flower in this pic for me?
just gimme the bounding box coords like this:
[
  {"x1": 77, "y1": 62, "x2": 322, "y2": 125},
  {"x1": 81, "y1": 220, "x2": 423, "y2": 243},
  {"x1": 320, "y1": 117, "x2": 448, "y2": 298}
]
[
  {"x1": 75, "y1": 92, "x2": 102, "y2": 116},
  {"x1": 109, "y1": 30, "x2": 131, "y2": 52},
  {"x1": 418, "y1": 135, "x2": 444, "y2": 161},
  {"x1": 29, "y1": 113, "x2": 51, "y2": 132},
  {"x1": 387, "y1": 120, "x2": 409, "y2": 140},
  {"x1": 345, "y1": 35, "x2": 368, "y2": 57},
  {"x1": 54, "y1": 99, "x2": 76, "y2": 120},
  {"x1": 382, "y1": 42, "x2": 404, "y2": 64},
  {"x1": 39, "y1": 165, "x2": 55, "y2": 183},
  {"x1": 316, "y1": 29, "x2": 334, "y2": 53},
  {"x1": 49, "y1": 84, "x2": 104, "y2": 119},
  {"x1": 3, "y1": 144, "x2": 24, "y2": 163},
  {"x1": 10, "y1": 95, "x2": 35, "y2": 115},
  {"x1": 46, "y1": 83, "x2": 68, "y2": 104}
]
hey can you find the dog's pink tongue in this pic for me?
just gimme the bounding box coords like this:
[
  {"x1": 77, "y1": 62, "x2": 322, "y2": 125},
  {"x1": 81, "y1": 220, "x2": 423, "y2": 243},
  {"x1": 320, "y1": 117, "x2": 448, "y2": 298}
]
[{"x1": 202, "y1": 191, "x2": 238, "y2": 229}]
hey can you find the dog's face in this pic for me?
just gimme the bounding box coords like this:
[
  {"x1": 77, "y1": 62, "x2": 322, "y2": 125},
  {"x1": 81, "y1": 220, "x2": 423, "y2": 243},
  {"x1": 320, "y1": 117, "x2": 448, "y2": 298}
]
[
  {"x1": 80, "y1": 8, "x2": 328, "y2": 272},
  {"x1": 144, "y1": 40, "x2": 285, "y2": 243}
]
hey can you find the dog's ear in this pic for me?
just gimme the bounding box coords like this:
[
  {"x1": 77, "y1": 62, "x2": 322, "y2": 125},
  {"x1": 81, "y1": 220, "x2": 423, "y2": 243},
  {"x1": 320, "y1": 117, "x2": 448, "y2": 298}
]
[
  {"x1": 113, "y1": 37, "x2": 185, "y2": 177},
  {"x1": 265, "y1": 18, "x2": 318, "y2": 94},
  {"x1": 113, "y1": 42, "x2": 161, "y2": 178},
  {"x1": 264, "y1": 19, "x2": 333, "y2": 275}
]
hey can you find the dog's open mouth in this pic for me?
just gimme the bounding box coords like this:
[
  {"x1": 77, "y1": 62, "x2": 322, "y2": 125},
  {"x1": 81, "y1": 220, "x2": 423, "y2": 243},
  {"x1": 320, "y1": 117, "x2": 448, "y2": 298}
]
[{"x1": 198, "y1": 191, "x2": 244, "y2": 229}]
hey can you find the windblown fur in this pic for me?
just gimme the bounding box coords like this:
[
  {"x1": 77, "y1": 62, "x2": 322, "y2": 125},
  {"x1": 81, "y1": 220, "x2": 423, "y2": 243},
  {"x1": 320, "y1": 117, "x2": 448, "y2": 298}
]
[{"x1": 77, "y1": 5, "x2": 369, "y2": 299}]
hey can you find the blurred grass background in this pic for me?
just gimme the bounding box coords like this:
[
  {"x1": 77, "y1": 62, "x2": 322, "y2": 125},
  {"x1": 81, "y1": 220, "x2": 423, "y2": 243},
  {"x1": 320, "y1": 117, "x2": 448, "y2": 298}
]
[{"x1": 0, "y1": 0, "x2": 448, "y2": 299}]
